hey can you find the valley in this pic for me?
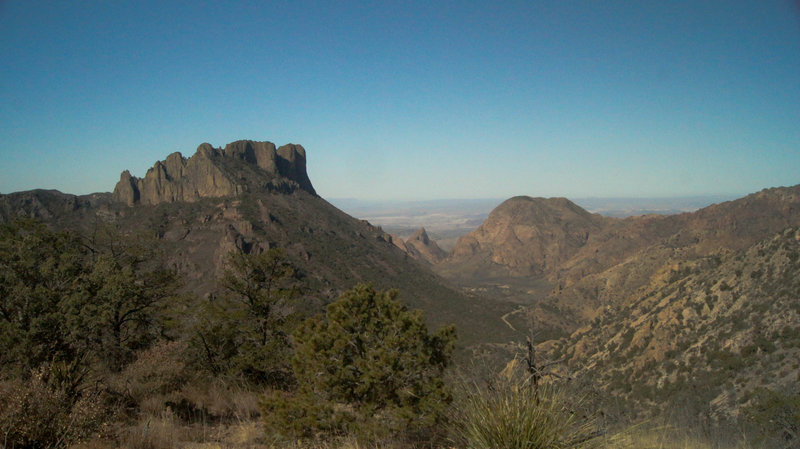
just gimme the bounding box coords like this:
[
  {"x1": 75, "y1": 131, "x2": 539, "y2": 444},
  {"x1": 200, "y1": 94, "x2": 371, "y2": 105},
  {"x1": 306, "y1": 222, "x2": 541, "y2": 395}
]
[{"x1": 355, "y1": 183, "x2": 800, "y2": 435}]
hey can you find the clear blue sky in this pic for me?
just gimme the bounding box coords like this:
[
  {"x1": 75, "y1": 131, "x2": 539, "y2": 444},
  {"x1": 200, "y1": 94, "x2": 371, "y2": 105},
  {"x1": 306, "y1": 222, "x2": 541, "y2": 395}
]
[{"x1": 1, "y1": 1, "x2": 799, "y2": 200}]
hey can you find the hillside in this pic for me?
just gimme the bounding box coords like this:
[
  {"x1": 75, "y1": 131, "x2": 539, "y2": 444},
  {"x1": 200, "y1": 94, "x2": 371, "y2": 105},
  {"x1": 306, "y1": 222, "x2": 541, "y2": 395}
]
[
  {"x1": 551, "y1": 226, "x2": 800, "y2": 421},
  {"x1": 424, "y1": 185, "x2": 800, "y2": 434},
  {"x1": 0, "y1": 141, "x2": 517, "y2": 348},
  {"x1": 434, "y1": 187, "x2": 800, "y2": 338}
]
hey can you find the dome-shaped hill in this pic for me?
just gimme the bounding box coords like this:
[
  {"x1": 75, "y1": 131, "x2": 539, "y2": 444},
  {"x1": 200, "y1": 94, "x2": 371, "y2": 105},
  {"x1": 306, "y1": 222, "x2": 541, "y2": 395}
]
[{"x1": 437, "y1": 196, "x2": 610, "y2": 280}]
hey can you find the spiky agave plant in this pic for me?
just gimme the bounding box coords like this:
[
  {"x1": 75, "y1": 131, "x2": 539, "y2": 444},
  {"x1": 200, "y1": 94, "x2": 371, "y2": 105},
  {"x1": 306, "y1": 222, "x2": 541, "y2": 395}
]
[{"x1": 450, "y1": 379, "x2": 604, "y2": 449}]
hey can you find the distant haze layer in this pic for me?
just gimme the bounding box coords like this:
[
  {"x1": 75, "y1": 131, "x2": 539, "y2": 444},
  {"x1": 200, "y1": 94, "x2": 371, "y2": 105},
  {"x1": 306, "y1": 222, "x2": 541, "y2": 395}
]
[{"x1": 332, "y1": 195, "x2": 741, "y2": 250}]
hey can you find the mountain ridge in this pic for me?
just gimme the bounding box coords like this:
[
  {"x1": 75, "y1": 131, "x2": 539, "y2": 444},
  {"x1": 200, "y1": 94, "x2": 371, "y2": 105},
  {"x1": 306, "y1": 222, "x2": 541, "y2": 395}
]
[
  {"x1": 0, "y1": 140, "x2": 519, "y2": 351},
  {"x1": 392, "y1": 227, "x2": 447, "y2": 265}
]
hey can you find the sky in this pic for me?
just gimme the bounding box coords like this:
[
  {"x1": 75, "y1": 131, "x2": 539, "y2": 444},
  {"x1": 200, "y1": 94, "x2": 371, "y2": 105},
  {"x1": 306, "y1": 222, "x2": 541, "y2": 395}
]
[{"x1": 1, "y1": 1, "x2": 799, "y2": 201}]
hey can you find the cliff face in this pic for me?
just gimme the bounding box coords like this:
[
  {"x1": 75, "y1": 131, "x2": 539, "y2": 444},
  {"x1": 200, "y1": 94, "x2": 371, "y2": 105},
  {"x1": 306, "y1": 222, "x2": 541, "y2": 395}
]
[{"x1": 112, "y1": 140, "x2": 316, "y2": 206}]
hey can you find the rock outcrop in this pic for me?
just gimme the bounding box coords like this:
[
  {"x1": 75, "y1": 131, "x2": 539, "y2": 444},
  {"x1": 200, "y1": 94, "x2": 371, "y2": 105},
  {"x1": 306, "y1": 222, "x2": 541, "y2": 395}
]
[
  {"x1": 393, "y1": 227, "x2": 447, "y2": 265},
  {"x1": 113, "y1": 140, "x2": 316, "y2": 206}
]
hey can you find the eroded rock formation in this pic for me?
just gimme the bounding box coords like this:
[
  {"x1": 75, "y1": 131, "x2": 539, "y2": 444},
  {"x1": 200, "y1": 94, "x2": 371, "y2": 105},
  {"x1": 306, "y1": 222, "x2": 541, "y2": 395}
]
[
  {"x1": 113, "y1": 140, "x2": 316, "y2": 206},
  {"x1": 394, "y1": 227, "x2": 447, "y2": 265}
]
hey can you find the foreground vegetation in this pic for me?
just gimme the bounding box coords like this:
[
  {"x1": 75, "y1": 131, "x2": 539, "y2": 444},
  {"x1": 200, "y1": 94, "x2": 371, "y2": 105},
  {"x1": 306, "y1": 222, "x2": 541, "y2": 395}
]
[{"x1": 1, "y1": 219, "x2": 796, "y2": 448}]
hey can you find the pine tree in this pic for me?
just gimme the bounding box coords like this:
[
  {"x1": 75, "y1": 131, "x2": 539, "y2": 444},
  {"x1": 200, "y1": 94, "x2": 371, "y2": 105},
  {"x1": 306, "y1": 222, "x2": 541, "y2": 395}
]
[
  {"x1": 262, "y1": 283, "x2": 456, "y2": 441},
  {"x1": 191, "y1": 248, "x2": 298, "y2": 385}
]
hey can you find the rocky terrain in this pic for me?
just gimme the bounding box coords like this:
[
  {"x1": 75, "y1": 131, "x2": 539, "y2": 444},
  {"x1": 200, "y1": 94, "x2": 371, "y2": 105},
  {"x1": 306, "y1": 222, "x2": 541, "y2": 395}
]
[
  {"x1": 0, "y1": 141, "x2": 517, "y2": 349},
  {"x1": 424, "y1": 185, "x2": 800, "y2": 424},
  {"x1": 392, "y1": 227, "x2": 447, "y2": 265},
  {"x1": 554, "y1": 227, "x2": 800, "y2": 420}
]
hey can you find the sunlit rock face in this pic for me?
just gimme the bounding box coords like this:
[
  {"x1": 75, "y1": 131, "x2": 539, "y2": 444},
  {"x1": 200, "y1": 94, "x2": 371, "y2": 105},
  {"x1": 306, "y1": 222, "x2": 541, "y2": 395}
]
[
  {"x1": 113, "y1": 140, "x2": 316, "y2": 206},
  {"x1": 442, "y1": 196, "x2": 608, "y2": 277}
]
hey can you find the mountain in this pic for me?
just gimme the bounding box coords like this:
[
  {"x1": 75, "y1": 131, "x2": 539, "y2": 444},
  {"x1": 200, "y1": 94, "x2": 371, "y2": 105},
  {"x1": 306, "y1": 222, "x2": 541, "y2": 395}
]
[
  {"x1": 0, "y1": 140, "x2": 518, "y2": 349},
  {"x1": 435, "y1": 187, "x2": 800, "y2": 334},
  {"x1": 436, "y1": 196, "x2": 610, "y2": 281},
  {"x1": 4, "y1": 140, "x2": 798, "y2": 377},
  {"x1": 544, "y1": 186, "x2": 800, "y2": 325},
  {"x1": 428, "y1": 185, "x2": 800, "y2": 424}
]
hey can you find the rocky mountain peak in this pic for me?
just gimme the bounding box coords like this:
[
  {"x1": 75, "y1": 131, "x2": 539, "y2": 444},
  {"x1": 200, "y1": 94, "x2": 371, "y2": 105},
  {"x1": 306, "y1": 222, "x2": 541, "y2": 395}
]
[
  {"x1": 393, "y1": 227, "x2": 447, "y2": 266},
  {"x1": 112, "y1": 140, "x2": 316, "y2": 206},
  {"x1": 439, "y1": 196, "x2": 608, "y2": 278},
  {"x1": 409, "y1": 227, "x2": 432, "y2": 245}
]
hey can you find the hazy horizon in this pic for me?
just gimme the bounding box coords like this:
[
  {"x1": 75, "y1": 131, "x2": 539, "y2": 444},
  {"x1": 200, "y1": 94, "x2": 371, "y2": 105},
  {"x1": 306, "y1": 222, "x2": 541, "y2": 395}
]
[
  {"x1": 329, "y1": 193, "x2": 743, "y2": 207},
  {"x1": 330, "y1": 193, "x2": 745, "y2": 249}
]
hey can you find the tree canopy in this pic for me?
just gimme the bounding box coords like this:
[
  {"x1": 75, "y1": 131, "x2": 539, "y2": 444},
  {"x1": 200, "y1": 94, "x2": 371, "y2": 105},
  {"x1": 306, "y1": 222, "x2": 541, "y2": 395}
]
[
  {"x1": 0, "y1": 219, "x2": 87, "y2": 377},
  {"x1": 0, "y1": 219, "x2": 181, "y2": 377},
  {"x1": 262, "y1": 283, "x2": 456, "y2": 441},
  {"x1": 190, "y1": 248, "x2": 299, "y2": 385}
]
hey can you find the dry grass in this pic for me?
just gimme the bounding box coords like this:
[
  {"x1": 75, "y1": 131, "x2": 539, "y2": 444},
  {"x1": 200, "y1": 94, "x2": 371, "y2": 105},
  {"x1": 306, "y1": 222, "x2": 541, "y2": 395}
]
[
  {"x1": 74, "y1": 415, "x2": 267, "y2": 449},
  {"x1": 71, "y1": 378, "x2": 266, "y2": 449},
  {"x1": 70, "y1": 419, "x2": 761, "y2": 449},
  {"x1": 607, "y1": 425, "x2": 755, "y2": 449},
  {"x1": 177, "y1": 377, "x2": 261, "y2": 422},
  {"x1": 118, "y1": 412, "x2": 186, "y2": 449},
  {"x1": 66, "y1": 374, "x2": 760, "y2": 449}
]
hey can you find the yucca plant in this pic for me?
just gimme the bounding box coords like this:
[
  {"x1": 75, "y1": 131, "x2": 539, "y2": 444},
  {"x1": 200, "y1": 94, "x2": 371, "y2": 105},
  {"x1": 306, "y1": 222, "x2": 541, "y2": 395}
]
[{"x1": 450, "y1": 379, "x2": 604, "y2": 449}]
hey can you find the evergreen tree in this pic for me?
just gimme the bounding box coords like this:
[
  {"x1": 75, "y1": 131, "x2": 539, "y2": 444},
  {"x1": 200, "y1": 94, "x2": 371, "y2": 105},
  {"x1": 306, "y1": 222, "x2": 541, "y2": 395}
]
[
  {"x1": 262, "y1": 283, "x2": 456, "y2": 441},
  {"x1": 73, "y1": 225, "x2": 181, "y2": 372},
  {"x1": 191, "y1": 248, "x2": 298, "y2": 385},
  {"x1": 0, "y1": 219, "x2": 180, "y2": 376},
  {"x1": 0, "y1": 219, "x2": 86, "y2": 378}
]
